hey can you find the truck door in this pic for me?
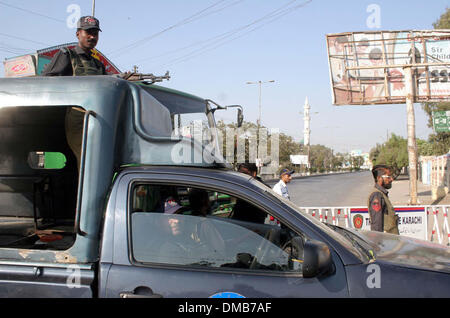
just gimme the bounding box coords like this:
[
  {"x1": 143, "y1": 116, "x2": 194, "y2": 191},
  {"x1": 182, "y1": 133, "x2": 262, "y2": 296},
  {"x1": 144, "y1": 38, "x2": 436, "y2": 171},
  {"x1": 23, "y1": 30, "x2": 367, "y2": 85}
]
[{"x1": 101, "y1": 171, "x2": 348, "y2": 298}]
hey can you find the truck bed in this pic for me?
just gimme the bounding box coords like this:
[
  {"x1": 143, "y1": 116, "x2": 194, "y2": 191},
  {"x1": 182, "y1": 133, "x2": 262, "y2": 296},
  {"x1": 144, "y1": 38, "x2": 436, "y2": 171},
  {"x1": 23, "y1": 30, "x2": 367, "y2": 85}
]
[{"x1": 0, "y1": 217, "x2": 75, "y2": 250}]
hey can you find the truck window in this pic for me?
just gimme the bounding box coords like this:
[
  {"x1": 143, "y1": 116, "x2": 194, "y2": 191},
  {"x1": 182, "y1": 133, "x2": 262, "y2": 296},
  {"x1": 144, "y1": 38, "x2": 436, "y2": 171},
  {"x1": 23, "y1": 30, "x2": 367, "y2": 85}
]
[
  {"x1": 0, "y1": 106, "x2": 79, "y2": 250},
  {"x1": 129, "y1": 184, "x2": 305, "y2": 272}
]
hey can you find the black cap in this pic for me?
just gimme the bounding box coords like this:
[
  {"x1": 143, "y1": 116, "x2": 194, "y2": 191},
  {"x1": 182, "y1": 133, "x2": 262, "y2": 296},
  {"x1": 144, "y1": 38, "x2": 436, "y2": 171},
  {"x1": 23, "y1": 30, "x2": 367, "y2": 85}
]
[
  {"x1": 280, "y1": 169, "x2": 294, "y2": 177},
  {"x1": 77, "y1": 16, "x2": 101, "y2": 31}
]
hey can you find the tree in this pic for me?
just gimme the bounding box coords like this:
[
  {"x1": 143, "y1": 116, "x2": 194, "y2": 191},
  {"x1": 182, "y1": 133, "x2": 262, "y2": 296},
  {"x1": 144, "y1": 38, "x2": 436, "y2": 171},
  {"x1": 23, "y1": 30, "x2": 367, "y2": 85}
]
[
  {"x1": 370, "y1": 134, "x2": 408, "y2": 177},
  {"x1": 420, "y1": 8, "x2": 450, "y2": 155},
  {"x1": 278, "y1": 133, "x2": 302, "y2": 167},
  {"x1": 215, "y1": 120, "x2": 302, "y2": 172},
  {"x1": 432, "y1": 7, "x2": 450, "y2": 29},
  {"x1": 350, "y1": 156, "x2": 364, "y2": 171},
  {"x1": 332, "y1": 152, "x2": 346, "y2": 171},
  {"x1": 309, "y1": 144, "x2": 334, "y2": 173},
  {"x1": 370, "y1": 134, "x2": 433, "y2": 177}
]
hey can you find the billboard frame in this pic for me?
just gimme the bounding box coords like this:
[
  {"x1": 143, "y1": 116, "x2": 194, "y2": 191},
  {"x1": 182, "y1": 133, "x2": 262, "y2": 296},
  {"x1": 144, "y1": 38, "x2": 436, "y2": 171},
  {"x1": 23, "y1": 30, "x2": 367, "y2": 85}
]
[
  {"x1": 326, "y1": 30, "x2": 450, "y2": 205},
  {"x1": 326, "y1": 30, "x2": 450, "y2": 106}
]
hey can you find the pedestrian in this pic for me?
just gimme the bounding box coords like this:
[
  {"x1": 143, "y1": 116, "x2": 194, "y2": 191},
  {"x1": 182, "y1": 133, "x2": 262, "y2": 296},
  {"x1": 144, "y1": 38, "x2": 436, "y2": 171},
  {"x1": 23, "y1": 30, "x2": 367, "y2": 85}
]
[
  {"x1": 367, "y1": 164, "x2": 399, "y2": 234},
  {"x1": 272, "y1": 168, "x2": 294, "y2": 200},
  {"x1": 42, "y1": 16, "x2": 107, "y2": 169}
]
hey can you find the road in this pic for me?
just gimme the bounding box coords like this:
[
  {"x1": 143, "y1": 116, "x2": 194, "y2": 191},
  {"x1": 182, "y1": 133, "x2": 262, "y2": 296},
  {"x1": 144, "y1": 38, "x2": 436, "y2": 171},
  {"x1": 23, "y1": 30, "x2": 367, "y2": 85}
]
[{"x1": 267, "y1": 171, "x2": 374, "y2": 207}]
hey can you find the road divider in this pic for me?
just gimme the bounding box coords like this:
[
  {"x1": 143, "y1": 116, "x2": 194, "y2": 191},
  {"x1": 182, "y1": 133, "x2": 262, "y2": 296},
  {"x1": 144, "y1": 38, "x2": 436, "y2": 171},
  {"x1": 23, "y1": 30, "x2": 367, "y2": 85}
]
[{"x1": 299, "y1": 205, "x2": 450, "y2": 246}]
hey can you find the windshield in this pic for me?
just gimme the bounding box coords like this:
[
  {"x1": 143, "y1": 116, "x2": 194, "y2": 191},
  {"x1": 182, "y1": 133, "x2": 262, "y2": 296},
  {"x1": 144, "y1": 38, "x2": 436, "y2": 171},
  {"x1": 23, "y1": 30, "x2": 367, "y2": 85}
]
[
  {"x1": 325, "y1": 224, "x2": 375, "y2": 262},
  {"x1": 140, "y1": 83, "x2": 221, "y2": 157},
  {"x1": 247, "y1": 178, "x2": 368, "y2": 260}
]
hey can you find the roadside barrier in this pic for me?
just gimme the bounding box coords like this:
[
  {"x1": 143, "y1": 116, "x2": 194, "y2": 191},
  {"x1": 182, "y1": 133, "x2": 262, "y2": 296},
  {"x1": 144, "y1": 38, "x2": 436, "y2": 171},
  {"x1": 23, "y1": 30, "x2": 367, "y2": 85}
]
[
  {"x1": 442, "y1": 207, "x2": 450, "y2": 246},
  {"x1": 430, "y1": 207, "x2": 442, "y2": 244},
  {"x1": 299, "y1": 205, "x2": 450, "y2": 246}
]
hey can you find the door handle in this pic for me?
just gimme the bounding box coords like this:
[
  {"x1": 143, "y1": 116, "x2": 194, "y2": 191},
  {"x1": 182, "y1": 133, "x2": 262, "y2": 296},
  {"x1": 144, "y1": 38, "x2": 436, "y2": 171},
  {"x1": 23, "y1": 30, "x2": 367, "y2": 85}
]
[{"x1": 120, "y1": 286, "x2": 163, "y2": 298}]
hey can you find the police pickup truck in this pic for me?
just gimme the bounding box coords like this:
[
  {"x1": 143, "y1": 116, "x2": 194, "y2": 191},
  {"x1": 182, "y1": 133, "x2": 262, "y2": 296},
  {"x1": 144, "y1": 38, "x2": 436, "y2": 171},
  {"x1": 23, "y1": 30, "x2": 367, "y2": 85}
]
[{"x1": 0, "y1": 76, "x2": 448, "y2": 298}]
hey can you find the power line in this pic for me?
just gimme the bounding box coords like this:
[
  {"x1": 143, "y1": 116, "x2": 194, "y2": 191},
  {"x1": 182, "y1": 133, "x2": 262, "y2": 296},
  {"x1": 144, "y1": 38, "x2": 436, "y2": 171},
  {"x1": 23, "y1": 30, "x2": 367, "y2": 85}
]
[
  {"x1": 136, "y1": 0, "x2": 302, "y2": 65},
  {"x1": 0, "y1": 32, "x2": 51, "y2": 47},
  {"x1": 0, "y1": 48, "x2": 25, "y2": 55},
  {"x1": 0, "y1": 42, "x2": 28, "y2": 52},
  {"x1": 109, "y1": 0, "x2": 244, "y2": 57},
  {"x1": 153, "y1": 0, "x2": 312, "y2": 68},
  {"x1": 0, "y1": 1, "x2": 65, "y2": 23}
]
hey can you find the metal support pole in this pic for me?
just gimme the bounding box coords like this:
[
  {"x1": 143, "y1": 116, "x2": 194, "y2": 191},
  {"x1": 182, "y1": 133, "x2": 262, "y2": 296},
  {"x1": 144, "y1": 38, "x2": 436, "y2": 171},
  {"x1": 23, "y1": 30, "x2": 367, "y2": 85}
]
[
  {"x1": 92, "y1": 0, "x2": 96, "y2": 16},
  {"x1": 404, "y1": 66, "x2": 418, "y2": 205},
  {"x1": 246, "y1": 80, "x2": 274, "y2": 174}
]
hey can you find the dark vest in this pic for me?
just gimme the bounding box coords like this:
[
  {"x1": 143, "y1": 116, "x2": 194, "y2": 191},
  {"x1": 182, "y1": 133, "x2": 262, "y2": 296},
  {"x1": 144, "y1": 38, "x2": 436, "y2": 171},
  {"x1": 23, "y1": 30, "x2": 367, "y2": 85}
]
[
  {"x1": 368, "y1": 187, "x2": 399, "y2": 235},
  {"x1": 62, "y1": 47, "x2": 104, "y2": 76}
]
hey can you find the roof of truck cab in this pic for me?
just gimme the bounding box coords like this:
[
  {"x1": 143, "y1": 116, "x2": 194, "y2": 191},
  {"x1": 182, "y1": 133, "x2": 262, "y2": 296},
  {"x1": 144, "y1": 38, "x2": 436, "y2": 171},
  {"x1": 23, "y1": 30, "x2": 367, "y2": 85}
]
[
  {"x1": 136, "y1": 82, "x2": 207, "y2": 114},
  {"x1": 137, "y1": 82, "x2": 205, "y2": 102},
  {"x1": 118, "y1": 165, "x2": 268, "y2": 192},
  {"x1": 0, "y1": 75, "x2": 133, "y2": 111}
]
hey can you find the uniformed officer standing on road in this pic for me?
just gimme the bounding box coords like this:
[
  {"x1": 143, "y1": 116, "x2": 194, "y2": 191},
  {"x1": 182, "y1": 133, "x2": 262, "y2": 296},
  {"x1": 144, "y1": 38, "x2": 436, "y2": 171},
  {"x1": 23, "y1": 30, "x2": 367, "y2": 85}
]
[
  {"x1": 42, "y1": 16, "x2": 107, "y2": 169},
  {"x1": 273, "y1": 169, "x2": 294, "y2": 200},
  {"x1": 367, "y1": 164, "x2": 399, "y2": 234}
]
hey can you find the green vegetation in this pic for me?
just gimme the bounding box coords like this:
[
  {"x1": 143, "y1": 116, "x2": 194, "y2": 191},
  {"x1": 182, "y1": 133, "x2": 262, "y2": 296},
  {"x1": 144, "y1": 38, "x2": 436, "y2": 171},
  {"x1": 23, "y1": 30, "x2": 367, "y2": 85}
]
[
  {"x1": 370, "y1": 134, "x2": 434, "y2": 177},
  {"x1": 420, "y1": 7, "x2": 450, "y2": 156}
]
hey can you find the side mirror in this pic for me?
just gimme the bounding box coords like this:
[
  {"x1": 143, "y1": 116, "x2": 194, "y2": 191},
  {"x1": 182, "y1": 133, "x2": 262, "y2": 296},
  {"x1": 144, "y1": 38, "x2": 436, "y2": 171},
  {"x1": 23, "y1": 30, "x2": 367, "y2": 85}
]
[
  {"x1": 237, "y1": 108, "x2": 244, "y2": 128},
  {"x1": 302, "y1": 240, "x2": 334, "y2": 278}
]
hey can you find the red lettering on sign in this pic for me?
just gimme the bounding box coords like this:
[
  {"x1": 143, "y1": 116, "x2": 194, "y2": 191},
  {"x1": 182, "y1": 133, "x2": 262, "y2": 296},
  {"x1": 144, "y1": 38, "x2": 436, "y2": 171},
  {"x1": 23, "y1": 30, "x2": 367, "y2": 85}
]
[{"x1": 11, "y1": 64, "x2": 27, "y2": 72}]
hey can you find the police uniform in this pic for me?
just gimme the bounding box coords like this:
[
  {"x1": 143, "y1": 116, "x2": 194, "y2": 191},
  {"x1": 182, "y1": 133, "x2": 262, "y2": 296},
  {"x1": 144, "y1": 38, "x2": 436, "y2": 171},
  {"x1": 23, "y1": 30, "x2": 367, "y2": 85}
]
[
  {"x1": 41, "y1": 16, "x2": 106, "y2": 169},
  {"x1": 272, "y1": 179, "x2": 290, "y2": 200},
  {"x1": 41, "y1": 45, "x2": 107, "y2": 77},
  {"x1": 367, "y1": 184, "x2": 399, "y2": 234}
]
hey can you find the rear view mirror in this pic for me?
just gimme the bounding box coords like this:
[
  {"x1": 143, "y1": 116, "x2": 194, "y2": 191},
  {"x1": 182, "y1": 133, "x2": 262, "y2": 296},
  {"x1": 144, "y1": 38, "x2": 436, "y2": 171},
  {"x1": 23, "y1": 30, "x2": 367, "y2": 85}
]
[
  {"x1": 28, "y1": 152, "x2": 66, "y2": 170},
  {"x1": 237, "y1": 108, "x2": 244, "y2": 128},
  {"x1": 302, "y1": 240, "x2": 334, "y2": 278}
]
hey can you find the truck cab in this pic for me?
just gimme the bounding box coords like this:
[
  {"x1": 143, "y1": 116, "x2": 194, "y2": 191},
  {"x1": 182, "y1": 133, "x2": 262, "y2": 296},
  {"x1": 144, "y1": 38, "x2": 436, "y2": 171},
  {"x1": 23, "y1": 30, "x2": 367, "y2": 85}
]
[{"x1": 0, "y1": 75, "x2": 228, "y2": 296}]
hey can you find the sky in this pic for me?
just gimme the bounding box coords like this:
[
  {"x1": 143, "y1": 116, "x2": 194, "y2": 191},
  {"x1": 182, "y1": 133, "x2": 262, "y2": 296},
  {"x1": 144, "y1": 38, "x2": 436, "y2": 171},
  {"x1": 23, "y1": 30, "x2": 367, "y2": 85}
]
[{"x1": 0, "y1": 0, "x2": 449, "y2": 153}]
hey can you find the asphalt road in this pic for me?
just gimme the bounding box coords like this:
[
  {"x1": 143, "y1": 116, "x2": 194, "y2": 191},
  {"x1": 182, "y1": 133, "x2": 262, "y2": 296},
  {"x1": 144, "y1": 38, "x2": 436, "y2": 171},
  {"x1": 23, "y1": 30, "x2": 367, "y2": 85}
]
[{"x1": 267, "y1": 171, "x2": 374, "y2": 208}]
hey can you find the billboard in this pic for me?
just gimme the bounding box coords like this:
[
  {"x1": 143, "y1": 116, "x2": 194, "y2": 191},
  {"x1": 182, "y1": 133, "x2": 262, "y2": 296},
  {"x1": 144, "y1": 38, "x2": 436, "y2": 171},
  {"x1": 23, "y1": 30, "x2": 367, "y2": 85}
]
[
  {"x1": 3, "y1": 42, "x2": 121, "y2": 77},
  {"x1": 290, "y1": 155, "x2": 308, "y2": 165},
  {"x1": 3, "y1": 54, "x2": 37, "y2": 77},
  {"x1": 326, "y1": 30, "x2": 450, "y2": 105}
]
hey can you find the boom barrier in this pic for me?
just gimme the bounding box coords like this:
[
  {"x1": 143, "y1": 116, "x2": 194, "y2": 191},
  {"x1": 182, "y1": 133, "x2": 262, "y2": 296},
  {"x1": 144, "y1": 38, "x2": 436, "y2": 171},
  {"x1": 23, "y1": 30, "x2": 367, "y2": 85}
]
[{"x1": 298, "y1": 205, "x2": 450, "y2": 246}]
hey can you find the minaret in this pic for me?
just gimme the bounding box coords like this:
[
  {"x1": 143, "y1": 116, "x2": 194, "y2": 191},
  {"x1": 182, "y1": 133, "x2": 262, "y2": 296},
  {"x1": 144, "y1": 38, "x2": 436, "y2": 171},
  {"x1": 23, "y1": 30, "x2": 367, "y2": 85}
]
[
  {"x1": 303, "y1": 97, "x2": 310, "y2": 148},
  {"x1": 303, "y1": 97, "x2": 311, "y2": 169}
]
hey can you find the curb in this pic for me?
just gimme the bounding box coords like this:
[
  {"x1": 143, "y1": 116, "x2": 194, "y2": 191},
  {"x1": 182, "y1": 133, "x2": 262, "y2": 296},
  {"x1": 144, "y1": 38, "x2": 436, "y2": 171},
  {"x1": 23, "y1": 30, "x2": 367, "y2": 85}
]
[{"x1": 262, "y1": 171, "x2": 364, "y2": 184}]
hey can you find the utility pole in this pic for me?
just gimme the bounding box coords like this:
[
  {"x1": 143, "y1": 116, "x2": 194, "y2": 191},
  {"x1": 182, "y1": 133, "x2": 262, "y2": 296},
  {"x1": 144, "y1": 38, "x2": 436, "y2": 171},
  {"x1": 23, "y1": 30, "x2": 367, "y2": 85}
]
[
  {"x1": 246, "y1": 80, "x2": 275, "y2": 171},
  {"x1": 404, "y1": 66, "x2": 418, "y2": 205},
  {"x1": 246, "y1": 80, "x2": 275, "y2": 128}
]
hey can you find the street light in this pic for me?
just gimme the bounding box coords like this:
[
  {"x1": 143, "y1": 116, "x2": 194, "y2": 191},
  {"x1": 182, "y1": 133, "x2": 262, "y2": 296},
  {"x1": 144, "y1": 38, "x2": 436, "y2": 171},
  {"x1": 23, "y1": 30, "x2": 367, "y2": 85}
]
[{"x1": 246, "y1": 80, "x2": 275, "y2": 172}]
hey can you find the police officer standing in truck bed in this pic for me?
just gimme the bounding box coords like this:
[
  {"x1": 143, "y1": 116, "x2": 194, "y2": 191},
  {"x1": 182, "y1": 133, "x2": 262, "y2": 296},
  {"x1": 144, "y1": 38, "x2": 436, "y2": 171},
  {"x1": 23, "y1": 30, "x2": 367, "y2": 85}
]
[
  {"x1": 42, "y1": 16, "x2": 107, "y2": 169},
  {"x1": 42, "y1": 16, "x2": 106, "y2": 76}
]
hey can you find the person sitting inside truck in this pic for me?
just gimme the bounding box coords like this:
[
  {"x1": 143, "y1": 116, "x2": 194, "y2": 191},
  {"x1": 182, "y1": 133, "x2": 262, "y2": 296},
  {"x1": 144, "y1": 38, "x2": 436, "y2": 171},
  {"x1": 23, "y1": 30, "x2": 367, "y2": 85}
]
[
  {"x1": 231, "y1": 163, "x2": 268, "y2": 224},
  {"x1": 155, "y1": 213, "x2": 225, "y2": 266},
  {"x1": 188, "y1": 189, "x2": 211, "y2": 217}
]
